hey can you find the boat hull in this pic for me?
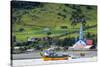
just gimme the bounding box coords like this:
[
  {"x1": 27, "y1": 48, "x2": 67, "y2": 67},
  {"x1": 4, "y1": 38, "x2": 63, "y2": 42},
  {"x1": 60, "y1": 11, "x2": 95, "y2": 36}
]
[{"x1": 42, "y1": 56, "x2": 69, "y2": 61}]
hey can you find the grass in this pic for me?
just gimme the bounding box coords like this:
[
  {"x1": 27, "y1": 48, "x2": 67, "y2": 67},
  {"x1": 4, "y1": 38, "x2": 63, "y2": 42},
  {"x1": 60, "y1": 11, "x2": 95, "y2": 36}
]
[
  {"x1": 13, "y1": 24, "x2": 97, "y2": 41},
  {"x1": 12, "y1": 2, "x2": 97, "y2": 41}
]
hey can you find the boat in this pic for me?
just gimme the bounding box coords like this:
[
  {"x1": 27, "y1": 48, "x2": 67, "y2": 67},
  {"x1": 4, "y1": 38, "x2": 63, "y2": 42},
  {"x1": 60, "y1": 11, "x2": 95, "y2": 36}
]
[{"x1": 40, "y1": 48, "x2": 71, "y2": 61}]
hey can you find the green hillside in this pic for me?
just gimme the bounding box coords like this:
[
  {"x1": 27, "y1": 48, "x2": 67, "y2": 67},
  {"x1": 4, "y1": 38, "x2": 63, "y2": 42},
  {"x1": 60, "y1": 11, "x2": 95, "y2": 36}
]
[{"x1": 11, "y1": 1, "x2": 97, "y2": 41}]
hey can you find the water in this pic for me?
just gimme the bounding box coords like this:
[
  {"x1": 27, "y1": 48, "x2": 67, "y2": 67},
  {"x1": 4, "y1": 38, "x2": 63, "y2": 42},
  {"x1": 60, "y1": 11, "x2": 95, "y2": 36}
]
[
  {"x1": 12, "y1": 57, "x2": 97, "y2": 67},
  {"x1": 12, "y1": 50, "x2": 97, "y2": 60}
]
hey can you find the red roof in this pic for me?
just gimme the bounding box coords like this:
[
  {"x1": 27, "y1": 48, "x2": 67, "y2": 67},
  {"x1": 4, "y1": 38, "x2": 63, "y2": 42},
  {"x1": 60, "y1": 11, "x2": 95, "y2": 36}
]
[{"x1": 86, "y1": 40, "x2": 93, "y2": 45}]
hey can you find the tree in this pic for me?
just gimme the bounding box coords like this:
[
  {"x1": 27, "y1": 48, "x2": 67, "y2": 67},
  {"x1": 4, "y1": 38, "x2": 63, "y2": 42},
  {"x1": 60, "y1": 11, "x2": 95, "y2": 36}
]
[
  {"x1": 19, "y1": 28, "x2": 24, "y2": 32},
  {"x1": 70, "y1": 11, "x2": 86, "y2": 27},
  {"x1": 12, "y1": 35, "x2": 16, "y2": 42}
]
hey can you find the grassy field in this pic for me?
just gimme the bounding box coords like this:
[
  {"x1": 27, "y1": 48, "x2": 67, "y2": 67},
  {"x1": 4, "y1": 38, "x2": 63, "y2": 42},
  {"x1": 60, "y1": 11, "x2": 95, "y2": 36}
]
[{"x1": 12, "y1": 1, "x2": 97, "y2": 41}]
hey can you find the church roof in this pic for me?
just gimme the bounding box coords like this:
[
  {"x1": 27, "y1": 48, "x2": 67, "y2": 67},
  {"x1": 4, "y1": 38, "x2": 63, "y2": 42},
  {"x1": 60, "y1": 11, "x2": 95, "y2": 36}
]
[{"x1": 73, "y1": 40, "x2": 86, "y2": 48}]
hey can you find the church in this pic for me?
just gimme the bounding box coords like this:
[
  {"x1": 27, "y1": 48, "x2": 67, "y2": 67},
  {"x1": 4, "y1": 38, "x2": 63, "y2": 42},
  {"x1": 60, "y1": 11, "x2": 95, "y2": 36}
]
[{"x1": 68, "y1": 23, "x2": 93, "y2": 50}]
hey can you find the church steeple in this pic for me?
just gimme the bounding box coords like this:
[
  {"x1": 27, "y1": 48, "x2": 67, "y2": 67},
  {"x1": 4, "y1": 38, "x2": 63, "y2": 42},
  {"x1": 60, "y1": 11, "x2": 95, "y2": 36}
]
[{"x1": 79, "y1": 23, "x2": 84, "y2": 40}]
